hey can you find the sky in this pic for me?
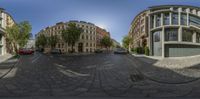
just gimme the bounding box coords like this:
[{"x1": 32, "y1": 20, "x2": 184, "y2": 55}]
[{"x1": 0, "y1": 0, "x2": 200, "y2": 43}]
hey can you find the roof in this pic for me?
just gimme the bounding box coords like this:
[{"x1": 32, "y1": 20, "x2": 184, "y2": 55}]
[{"x1": 149, "y1": 5, "x2": 200, "y2": 10}]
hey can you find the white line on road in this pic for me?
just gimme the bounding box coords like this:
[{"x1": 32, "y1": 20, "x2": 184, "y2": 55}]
[{"x1": 32, "y1": 54, "x2": 42, "y2": 63}]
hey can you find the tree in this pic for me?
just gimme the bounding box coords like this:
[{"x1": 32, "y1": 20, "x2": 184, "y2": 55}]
[
  {"x1": 47, "y1": 35, "x2": 58, "y2": 50},
  {"x1": 122, "y1": 35, "x2": 133, "y2": 50},
  {"x1": 62, "y1": 23, "x2": 83, "y2": 53},
  {"x1": 35, "y1": 34, "x2": 47, "y2": 48},
  {"x1": 5, "y1": 21, "x2": 32, "y2": 54},
  {"x1": 100, "y1": 36, "x2": 113, "y2": 50}
]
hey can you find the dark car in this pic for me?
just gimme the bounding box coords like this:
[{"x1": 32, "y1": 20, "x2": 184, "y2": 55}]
[
  {"x1": 18, "y1": 48, "x2": 34, "y2": 55},
  {"x1": 94, "y1": 49, "x2": 103, "y2": 53},
  {"x1": 51, "y1": 49, "x2": 62, "y2": 54},
  {"x1": 114, "y1": 48, "x2": 128, "y2": 54}
]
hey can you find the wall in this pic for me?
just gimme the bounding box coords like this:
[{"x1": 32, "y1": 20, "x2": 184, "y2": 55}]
[{"x1": 165, "y1": 44, "x2": 200, "y2": 57}]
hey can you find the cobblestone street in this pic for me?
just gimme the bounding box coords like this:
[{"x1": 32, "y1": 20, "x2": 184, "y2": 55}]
[{"x1": 0, "y1": 53, "x2": 200, "y2": 98}]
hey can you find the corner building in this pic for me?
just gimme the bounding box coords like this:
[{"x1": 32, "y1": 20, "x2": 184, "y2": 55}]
[
  {"x1": 37, "y1": 20, "x2": 97, "y2": 53},
  {"x1": 129, "y1": 5, "x2": 200, "y2": 57}
]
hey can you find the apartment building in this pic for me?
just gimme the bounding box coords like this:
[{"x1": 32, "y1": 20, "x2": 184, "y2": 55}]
[
  {"x1": 37, "y1": 20, "x2": 97, "y2": 53},
  {"x1": 0, "y1": 8, "x2": 15, "y2": 55},
  {"x1": 96, "y1": 26, "x2": 110, "y2": 49},
  {"x1": 129, "y1": 10, "x2": 149, "y2": 49}
]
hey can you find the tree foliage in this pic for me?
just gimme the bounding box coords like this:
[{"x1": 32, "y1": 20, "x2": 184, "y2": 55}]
[
  {"x1": 100, "y1": 36, "x2": 113, "y2": 49},
  {"x1": 5, "y1": 21, "x2": 32, "y2": 54},
  {"x1": 47, "y1": 35, "x2": 58, "y2": 49},
  {"x1": 61, "y1": 23, "x2": 83, "y2": 52},
  {"x1": 35, "y1": 34, "x2": 47, "y2": 48},
  {"x1": 122, "y1": 35, "x2": 133, "y2": 49}
]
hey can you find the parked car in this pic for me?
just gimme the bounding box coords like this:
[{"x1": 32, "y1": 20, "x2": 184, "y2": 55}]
[
  {"x1": 18, "y1": 48, "x2": 34, "y2": 55},
  {"x1": 114, "y1": 48, "x2": 128, "y2": 54},
  {"x1": 94, "y1": 49, "x2": 103, "y2": 53},
  {"x1": 51, "y1": 49, "x2": 61, "y2": 54}
]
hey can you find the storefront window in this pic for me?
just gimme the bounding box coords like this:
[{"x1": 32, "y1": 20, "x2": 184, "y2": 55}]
[
  {"x1": 153, "y1": 31, "x2": 161, "y2": 42},
  {"x1": 182, "y1": 29, "x2": 193, "y2": 42},
  {"x1": 197, "y1": 33, "x2": 200, "y2": 43},
  {"x1": 165, "y1": 28, "x2": 178, "y2": 41}
]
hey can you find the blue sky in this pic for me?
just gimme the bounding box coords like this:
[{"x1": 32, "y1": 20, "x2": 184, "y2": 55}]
[{"x1": 0, "y1": 0, "x2": 199, "y2": 43}]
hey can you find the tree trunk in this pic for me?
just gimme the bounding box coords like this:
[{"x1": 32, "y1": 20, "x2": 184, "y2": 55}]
[{"x1": 13, "y1": 43, "x2": 18, "y2": 55}]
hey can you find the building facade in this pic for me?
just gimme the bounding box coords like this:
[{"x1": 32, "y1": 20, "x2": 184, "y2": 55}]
[
  {"x1": 37, "y1": 21, "x2": 97, "y2": 53},
  {"x1": 0, "y1": 8, "x2": 15, "y2": 56},
  {"x1": 129, "y1": 5, "x2": 200, "y2": 57},
  {"x1": 129, "y1": 10, "x2": 149, "y2": 49},
  {"x1": 96, "y1": 26, "x2": 110, "y2": 49}
]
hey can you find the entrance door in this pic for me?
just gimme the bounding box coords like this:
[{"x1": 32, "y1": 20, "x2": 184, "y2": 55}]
[
  {"x1": 153, "y1": 31, "x2": 162, "y2": 56},
  {"x1": 78, "y1": 43, "x2": 83, "y2": 52}
]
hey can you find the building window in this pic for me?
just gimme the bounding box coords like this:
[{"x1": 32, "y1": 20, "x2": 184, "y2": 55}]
[
  {"x1": 163, "y1": 13, "x2": 170, "y2": 25},
  {"x1": 58, "y1": 44, "x2": 60, "y2": 48},
  {"x1": 153, "y1": 31, "x2": 161, "y2": 42},
  {"x1": 86, "y1": 49, "x2": 88, "y2": 52},
  {"x1": 86, "y1": 35, "x2": 88, "y2": 40},
  {"x1": 165, "y1": 28, "x2": 178, "y2": 41},
  {"x1": 156, "y1": 14, "x2": 161, "y2": 27},
  {"x1": 197, "y1": 33, "x2": 200, "y2": 43},
  {"x1": 181, "y1": 14, "x2": 187, "y2": 25},
  {"x1": 86, "y1": 43, "x2": 88, "y2": 47},
  {"x1": 172, "y1": 13, "x2": 178, "y2": 25},
  {"x1": 82, "y1": 35, "x2": 84, "y2": 39},
  {"x1": 141, "y1": 26, "x2": 145, "y2": 32},
  {"x1": 182, "y1": 29, "x2": 193, "y2": 42},
  {"x1": 189, "y1": 15, "x2": 200, "y2": 28},
  {"x1": 0, "y1": 17, "x2": 2, "y2": 27},
  {"x1": 151, "y1": 16, "x2": 154, "y2": 29}
]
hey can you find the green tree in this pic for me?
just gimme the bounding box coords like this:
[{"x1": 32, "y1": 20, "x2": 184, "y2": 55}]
[
  {"x1": 35, "y1": 34, "x2": 47, "y2": 48},
  {"x1": 5, "y1": 21, "x2": 32, "y2": 54},
  {"x1": 61, "y1": 23, "x2": 83, "y2": 53},
  {"x1": 47, "y1": 35, "x2": 58, "y2": 50},
  {"x1": 100, "y1": 36, "x2": 113, "y2": 50},
  {"x1": 122, "y1": 35, "x2": 133, "y2": 50}
]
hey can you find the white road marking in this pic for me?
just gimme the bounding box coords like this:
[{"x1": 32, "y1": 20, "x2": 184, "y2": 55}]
[
  {"x1": 32, "y1": 54, "x2": 42, "y2": 63},
  {"x1": 54, "y1": 63, "x2": 90, "y2": 77}
]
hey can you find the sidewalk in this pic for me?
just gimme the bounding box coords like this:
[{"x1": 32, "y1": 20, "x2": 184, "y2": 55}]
[
  {"x1": 132, "y1": 53, "x2": 200, "y2": 69},
  {"x1": 0, "y1": 54, "x2": 13, "y2": 63}
]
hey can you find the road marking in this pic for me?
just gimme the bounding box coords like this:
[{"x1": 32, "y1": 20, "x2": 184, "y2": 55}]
[
  {"x1": 32, "y1": 54, "x2": 42, "y2": 63},
  {"x1": 54, "y1": 63, "x2": 90, "y2": 77}
]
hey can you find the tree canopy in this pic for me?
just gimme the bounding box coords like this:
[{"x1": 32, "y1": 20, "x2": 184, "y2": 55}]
[
  {"x1": 6, "y1": 21, "x2": 32, "y2": 54},
  {"x1": 62, "y1": 23, "x2": 83, "y2": 52},
  {"x1": 100, "y1": 36, "x2": 113, "y2": 48},
  {"x1": 122, "y1": 35, "x2": 133, "y2": 49}
]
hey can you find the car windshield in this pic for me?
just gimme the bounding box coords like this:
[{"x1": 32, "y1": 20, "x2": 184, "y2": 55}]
[{"x1": 0, "y1": 1, "x2": 199, "y2": 99}]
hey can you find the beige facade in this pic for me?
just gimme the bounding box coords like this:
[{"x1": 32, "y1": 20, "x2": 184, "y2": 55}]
[
  {"x1": 129, "y1": 10, "x2": 149, "y2": 49},
  {"x1": 0, "y1": 8, "x2": 15, "y2": 55},
  {"x1": 37, "y1": 20, "x2": 97, "y2": 53}
]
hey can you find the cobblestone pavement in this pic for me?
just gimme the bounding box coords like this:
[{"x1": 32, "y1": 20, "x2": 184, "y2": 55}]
[{"x1": 0, "y1": 52, "x2": 200, "y2": 98}]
